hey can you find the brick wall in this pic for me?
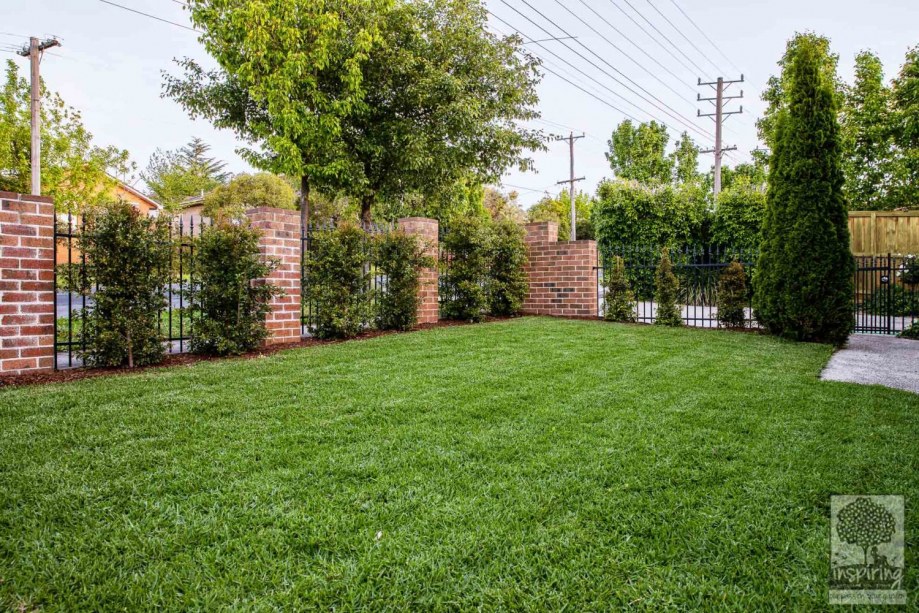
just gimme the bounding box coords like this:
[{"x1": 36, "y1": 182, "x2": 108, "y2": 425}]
[
  {"x1": 398, "y1": 217, "x2": 439, "y2": 325},
  {"x1": 0, "y1": 192, "x2": 55, "y2": 375},
  {"x1": 245, "y1": 207, "x2": 302, "y2": 345},
  {"x1": 522, "y1": 221, "x2": 598, "y2": 318}
]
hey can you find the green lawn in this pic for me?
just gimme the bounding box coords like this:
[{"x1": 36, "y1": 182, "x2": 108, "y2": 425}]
[{"x1": 1, "y1": 317, "x2": 917, "y2": 610}]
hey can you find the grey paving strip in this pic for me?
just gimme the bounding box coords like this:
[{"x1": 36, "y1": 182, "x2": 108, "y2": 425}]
[{"x1": 821, "y1": 335, "x2": 919, "y2": 395}]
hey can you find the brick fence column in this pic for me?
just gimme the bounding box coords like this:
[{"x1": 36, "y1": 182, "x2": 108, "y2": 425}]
[
  {"x1": 1, "y1": 192, "x2": 55, "y2": 375},
  {"x1": 245, "y1": 207, "x2": 302, "y2": 344},
  {"x1": 522, "y1": 221, "x2": 598, "y2": 318},
  {"x1": 398, "y1": 217, "x2": 439, "y2": 325}
]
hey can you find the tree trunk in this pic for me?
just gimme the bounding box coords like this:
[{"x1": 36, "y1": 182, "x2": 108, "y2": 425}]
[
  {"x1": 300, "y1": 175, "x2": 310, "y2": 230},
  {"x1": 126, "y1": 328, "x2": 133, "y2": 369},
  {"x1": 361, "y1": 193, "x2": 374, "y2": 227}
]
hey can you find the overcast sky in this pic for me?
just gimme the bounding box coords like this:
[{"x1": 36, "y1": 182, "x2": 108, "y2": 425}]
[{"x1": 4, "y1": 0, "x2": 918, "y2": 209}]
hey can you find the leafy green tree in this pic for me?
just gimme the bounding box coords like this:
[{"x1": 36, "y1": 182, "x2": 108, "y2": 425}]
[
  {"x1": 483, "y1": 187, "x2": 525, "y2": 224},
  {"x1": 440, "y1": 215, "x2": 490, "y2": 321},
  {"x1": 654, "y1": 248, "x2": 682, "y2": 327},
  {"x1": 527, "y1": 190, "x2": 595, "y2": 240},
  {"x1": 486, "y1": 218, "x2": 528, "y2": 316},
  {"x1": 606, "y1": 120, "x2": 672, "y2": 184},
  {"x1": 374, "y1": 230, "x2": 434, "y2": 331},
  {"x1": 0, "y1": 60, "x2": 131, "y2": 212},
  {"x1": 670, "y1": 131, "x2": 701, "y2": 185},
  {"x1": 166, "y1": 0, "x2": 543, "y2": 226},
  {"x1": 757, "y1": 32, "x2": 843, "y2": 150},
  {"x1": 754, "y1": 36, "x2": 854, "y2": 345},
  {"x1": 141, "y1": 137, "x2": 229, "y2": 210},
  {"x1": 890, "y1": 45, "x2": 919, "y2": 209},
  {"x1": 840, "y1": 51, "x2": 895, "y2": 210},
  {"x1": 203, "y1": 173, "x2": 297, "y2": 218}
]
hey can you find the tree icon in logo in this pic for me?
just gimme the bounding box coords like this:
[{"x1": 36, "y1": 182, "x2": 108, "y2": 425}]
[{"x1": 836, "y1": 497, "x2": 897, "y2": 565}]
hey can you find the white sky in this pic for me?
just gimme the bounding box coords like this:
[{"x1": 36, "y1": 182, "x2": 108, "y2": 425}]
[{"x1": 4, "y1": 0, "x2": 918, "y2": 209}]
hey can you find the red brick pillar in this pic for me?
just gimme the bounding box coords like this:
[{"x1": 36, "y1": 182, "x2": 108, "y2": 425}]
[
  {"x1": 398, "y1": 217, "x2": 439, "y2": 325},
  {"x1": 0, "y1": 192, "x2": 55, "y2": 375},
  {"x1": 245, "y1": 207, "x2": 302, "y2": 345},
  {"x1": 522, "y1": 221, "x2": 598, "y2": 318}
]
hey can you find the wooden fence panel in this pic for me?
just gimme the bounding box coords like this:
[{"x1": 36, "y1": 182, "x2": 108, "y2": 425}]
[{"x1": 848, "y1": 211, "x2": 919, "y2": 255}]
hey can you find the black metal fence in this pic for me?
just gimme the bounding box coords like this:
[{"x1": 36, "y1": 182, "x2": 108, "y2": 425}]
[
  {"x1": 597, "y1": 244, "x2": 760, "y2": 328},
  {"x1": 854, "y1": 254, "x2": 918, "y2": 335},
  {"x1": 53, "y1": 215, "x2": 205, "y2": 369},
  {"x1": 299, "y1": 221, "x2": 392, "y2": 336}
]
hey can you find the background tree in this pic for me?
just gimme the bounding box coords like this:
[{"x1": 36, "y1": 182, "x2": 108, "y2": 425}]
[
  {"x1": 754, "y1": 36, "x2": 854, "y2": 344},
  {"x1": 483, "y1": 188, "x2": 525, "y2": 224},
  {"x1": 890, "y1": 46, "x2": 919, "y2": 209},
  {"x1": 527, "y1": 190, "x2": 595, "y2": 240},
  {"x1": 141, "y1": 137, "x2": 230, "y2": 209},
  {"x1": 840, "y1": 51, "x2": 895, "y2": 210},
  {"x1": 606, "y1": 120, "x2": 672, "y2": 184},
  {"x1": 711, "y1": 186, "x2": 766, "y2": 252},
  {"x1": 203, "y1": 173, "x2": 297, "y2": 218},
  {"x1": 669, "y1": 131, "x2": 701, "y2": 186},
  {"x1": 0, "y1": 60, "x2": 131, "y2": 212}
]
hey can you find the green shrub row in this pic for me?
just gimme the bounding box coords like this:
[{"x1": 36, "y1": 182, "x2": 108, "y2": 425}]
[
  {"x1": 440, "y1": 216, "x2": 528, "y2": 322},
  {"x1": 76, "y1": 203, "x2": 281, "y2": 367},
  {"x1": 303, "y1": 224, "x2": 435, "y2": 339}
]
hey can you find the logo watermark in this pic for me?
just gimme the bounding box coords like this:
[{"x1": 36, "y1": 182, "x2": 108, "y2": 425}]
[{"x1": 830, "y1": 495, "x2": 906, "y2": 605}]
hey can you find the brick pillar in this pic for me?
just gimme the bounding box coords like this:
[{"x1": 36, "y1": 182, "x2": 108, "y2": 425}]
[
  {"x1": 245, "y1": 207, "x2": 302, "y2": 344},
  {"x1": 0, "y1": 192, "x2": 55, "y2": 375},
  {"x1": 522, "y1": 221, "x2": 598, "y2": 318},
  {"x1": 398, "y1": 217, "x2": 439, "y2": 325}
]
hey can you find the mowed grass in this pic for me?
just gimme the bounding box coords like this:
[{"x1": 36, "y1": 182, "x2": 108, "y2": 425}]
[{"x1": 1, "y1": 317, "x2": 918, "y2": 610}]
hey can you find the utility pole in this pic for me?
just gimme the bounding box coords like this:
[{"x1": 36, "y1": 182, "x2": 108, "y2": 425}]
[
  {"x1": 18, "y1": 36, "x2": 61, "y2": 196},
  {"x1": 555, "y1": 132, "x2": 584, "y2": 240},
  {"x1": 697, "y1": 75, "x2": 743, "y2": 197}
]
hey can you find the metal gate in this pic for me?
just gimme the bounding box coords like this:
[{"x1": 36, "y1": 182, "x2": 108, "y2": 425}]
[{"x1": 854, "y1": 254, "x2": 918, "y2": 335}]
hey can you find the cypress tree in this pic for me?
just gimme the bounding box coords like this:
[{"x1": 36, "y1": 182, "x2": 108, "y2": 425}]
[
  {"x1": 603, "y1": 255, "x2": 636, "y2": 323},
  {"x1": 654, "y1": 248, "x2": 683, "y2": 327},
  {"x1": 753, "y1": 38, "x2": 854, "y2": 344}
]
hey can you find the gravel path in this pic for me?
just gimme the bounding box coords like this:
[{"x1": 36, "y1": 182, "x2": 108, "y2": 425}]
[{"x1": 821, "y1": 335, "x2": 919, "y2": 395}]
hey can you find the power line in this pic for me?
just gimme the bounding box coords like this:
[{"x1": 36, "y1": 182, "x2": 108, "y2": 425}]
[
  {"x1": 667, "y1": 0, "x2": 743, "y2": 75},
  {"x1": 548, "y1": 0, "x2": 692, "y2": 102},
  {"x1": 496, "y1": 1, "x2": 711, "y2": 141},
  {"x1": 642, "y1": 0, "x2": 721, "y2": 75},
  {"x1": 97, "y1": 0, "x2": 201, "y2": 33},
  {"x1": 605, "y1": 0, "x2": 703, "y2": 77}
]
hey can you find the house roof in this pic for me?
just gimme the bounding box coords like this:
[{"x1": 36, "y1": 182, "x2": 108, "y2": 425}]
[{"x1": 109, "y1": 176, "x2": 161, "y2": 211}]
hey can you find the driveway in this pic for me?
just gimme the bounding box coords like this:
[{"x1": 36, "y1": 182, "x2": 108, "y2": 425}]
[{"x1": 821, "y1": 335, "x2": 919, "y2": 395}]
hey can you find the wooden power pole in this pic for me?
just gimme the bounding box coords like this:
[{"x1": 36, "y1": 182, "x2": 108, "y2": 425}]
[
  {"x1": 555, "y1": 132, "x2": 584, "y2": 240},
  {"x1": 697, "y1": 75, "x2": 743, "y2": 197},
  {"x1": 18, "y1": 36, "x2": 61, "y2": 196}
]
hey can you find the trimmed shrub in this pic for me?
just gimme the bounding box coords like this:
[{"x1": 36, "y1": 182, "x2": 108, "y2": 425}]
[
  {"x1": 79, "y1": 201, "x2": 171, "y2": 368},
  {"x1": 303, "y1": 223, "x2": 371, "y2": 339},
  {"x1": 900, "y1": 321, "x2": 919, "y2": 339},
  {"x1": 487, "y1": 219, "x2": 529, "y2": 316},
  {"x1": 753, "y1": 38, "x2": 854, "y2": 345},
  {"x1": 717, "y1": 261, "x2": 748, "y2": 328},
  {"x1": 602, "y1": 255, "x2": 636, "y2": 323},
  {"x1": 654, "y1": 248, "x2": 682, "y2": 327},
  {"x1": 441, "y1": 215, "x2": 490, "y2": 322},
  {"x1": 190, "y1": 220, "x2": 281, "y2": 355},
  {"x1": 375, "y1": 230, "x2": 434, "y2": 331}
]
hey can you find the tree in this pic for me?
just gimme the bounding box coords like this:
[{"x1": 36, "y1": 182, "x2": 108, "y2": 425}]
[
  {"x1": 670, "y1": 131, "x2": 701, "y2": 186},
  {"x1": 757, "y1": 32, "x2": 843, "y2": 150},
  {"x1": 717, "y1": 261, "x2": 747, "y2": 328},
  {"x1": 602, "y1": 255, "x2": 636, "y2": 323},
  {"x1": 840, "y1": 51, "x2": 895, "y2": 211},
  {"x1": 483, "y1": 187, "x2": 525, "y2": 224},
  {"x1": 753, "y1": 36, "x2": 854, "y2": 345},
  {"x1": 0, "y1": 60, "x2": 131, "y2": 212},
  {"x1": 890, "y1": 46, "x2": 919, "y2": 209},
  {"x1": 527, "y1": 190, "x2": 595, "y2": 240},
  {"x1": 836, "y1": 497, "x2": 897, "y2": 566},
  {"x1": 654, "y1": 248, "x2": 682, "y2": 327},
  {"x1": 141, "y1": 137, "x2": 229, "y2": 210},
  {"x1": 606, "y1": 120, "x2": 672, "y2": 184},
  {"x1": 166, "y1": 0, "x2": 543, "y2": 225},
  {"x1": 203, "y1": 173, "x2": 297, "y2": 218},
  {"x1": 711, "y1": 186, "x2": 766, "y2": 252},
  {"x1": 486, "y1": 218, "x2": 528, "y2": 316}
]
